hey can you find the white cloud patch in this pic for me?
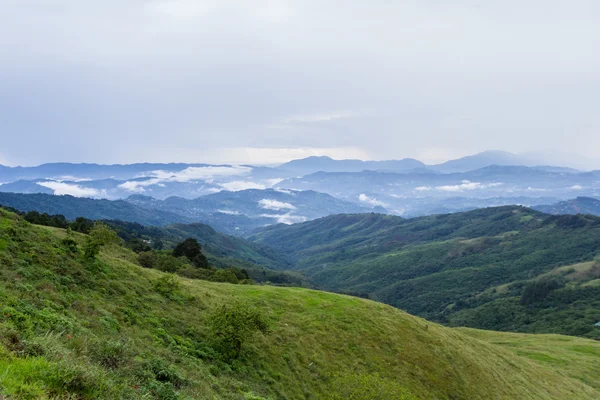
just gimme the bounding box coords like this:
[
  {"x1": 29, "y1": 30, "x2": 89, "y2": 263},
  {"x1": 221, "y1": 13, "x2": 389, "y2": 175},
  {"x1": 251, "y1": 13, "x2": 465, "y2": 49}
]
[
  {"x1": 219, "y1": 181, "x2": 266, "y2": 191},
  {"x1": 571, "y1": 184, "x2": 583, "y2": 190},
  {"x1": 217, "y1": 209, "x2": 240, "y2": 215},
  {"x1": 119, "y1": 166, "x2": 252, "y2": 192},
  {"x1": 358, "y1": 194, "x2": 388, "y2": 208},
  {"x1": 149, "y1": 166, "x2": 252, "y2": 182},
  {"x1": 265, "y1": 178, "x2": 285, "y2": 187},
  {"x1": 37, "y1": 181, "x2": 104, "y2": 198},
  {"x1": 414, "y1": 186, "x2": 432, "y2": 192},
  {"x1": 436, "y1": 181, "x2": 503, "y2": 192},
  {"x1": 260, "y1": 213, "x2": 307, "y2": 225},
  {"x1": 274, "y1": 188, "x2": 295, "y2": 195},
  {"x1": 259, "y1": 199, "x2": 297, "y2": 211},
  {"x1": 118, "y1": 178, "x2": 162, "y2": 193}
]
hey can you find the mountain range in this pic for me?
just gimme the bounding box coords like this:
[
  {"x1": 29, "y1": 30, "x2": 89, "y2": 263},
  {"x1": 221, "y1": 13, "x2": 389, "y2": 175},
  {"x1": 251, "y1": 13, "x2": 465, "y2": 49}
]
[{"x1": 2, "y1": 150, "x2": 600, "y2": 233}]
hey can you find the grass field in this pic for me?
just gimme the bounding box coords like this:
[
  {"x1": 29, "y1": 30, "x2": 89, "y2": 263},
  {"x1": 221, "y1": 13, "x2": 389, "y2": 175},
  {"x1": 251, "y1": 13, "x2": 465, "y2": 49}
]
[{"x1": 1, "y1": 208, "x2": 599, "y2": 399}]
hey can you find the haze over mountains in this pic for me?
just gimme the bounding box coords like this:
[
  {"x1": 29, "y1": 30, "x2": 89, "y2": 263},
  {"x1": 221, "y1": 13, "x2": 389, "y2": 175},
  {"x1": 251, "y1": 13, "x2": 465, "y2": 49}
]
[{"x1": 1, "y1": 150, "x2": 599, "y2": 235}]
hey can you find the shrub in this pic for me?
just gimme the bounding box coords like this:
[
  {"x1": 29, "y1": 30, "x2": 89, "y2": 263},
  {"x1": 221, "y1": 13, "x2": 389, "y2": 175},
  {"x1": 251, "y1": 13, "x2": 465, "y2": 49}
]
[
  {"x1": 89, "y1": 223, "x2": 122, "y2": 246},
  {"x1": 61, "y1": 229, "x2": 79, "y2": 254},
  {"x1": 146, "y1": 358, "x2": 185, "y2": 389},
  {"x1": 138, "y1": 251, "x2": 157, "y2": 269},
  {"x1": 212, "y1": 269, "x2": 240, "y2": 284},
  {"x1": 83, "y1": 236, "x2": 101, "y2": 260},
  {"x1": 154, "y1": 275, "x2": 181, "y2": 297},
  {"x1": 90, "y1": 338, "x2": 131, "y2": 370},
  {"x1": 155, "y1": 254, "x2": 188, "y2": 273},
  {"x1": 207, "y1": 300, "x2": 269, "y2": 361}
]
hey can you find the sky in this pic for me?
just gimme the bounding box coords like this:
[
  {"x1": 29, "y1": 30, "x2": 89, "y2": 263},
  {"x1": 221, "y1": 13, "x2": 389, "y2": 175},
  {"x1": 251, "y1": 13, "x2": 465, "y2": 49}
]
[{"x1": 1, "y1": 1, "x2": 599, "y2": 167}]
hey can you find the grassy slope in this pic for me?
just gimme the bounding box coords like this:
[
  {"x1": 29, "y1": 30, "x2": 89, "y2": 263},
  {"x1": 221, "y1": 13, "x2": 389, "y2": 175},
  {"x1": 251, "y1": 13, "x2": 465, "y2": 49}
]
[
  {"x1": 1, "y1": 210, "x2": 599, "y2": 399},
  {"x1": 248, "y1": 207, "x2": 600, "y2": 338}
]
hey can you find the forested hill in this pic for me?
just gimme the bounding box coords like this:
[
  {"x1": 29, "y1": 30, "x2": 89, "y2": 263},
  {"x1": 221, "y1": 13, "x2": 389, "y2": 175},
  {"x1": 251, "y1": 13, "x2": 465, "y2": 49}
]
[
  {"x1": 0, "y1": 192, "x2": 190, "y2": 226},
  {"x1": 249, "y1": 206, "x2": 600, "y2": 339},
  {"x1": 0, "y1": 208, "x2": 599, "y2": 399}
]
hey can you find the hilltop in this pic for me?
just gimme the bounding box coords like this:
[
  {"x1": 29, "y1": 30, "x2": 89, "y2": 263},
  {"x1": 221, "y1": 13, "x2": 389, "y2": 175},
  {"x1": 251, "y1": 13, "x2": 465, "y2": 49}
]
[
  {"x1": 1, "y1": 208, "x2": 599, "y2": 399},
  {"x1": 534, "y1": 196, "x2": 600, "y2": 216},
  {"x1": 249, "y1": 206, "x2": 600, "y2": 339}
]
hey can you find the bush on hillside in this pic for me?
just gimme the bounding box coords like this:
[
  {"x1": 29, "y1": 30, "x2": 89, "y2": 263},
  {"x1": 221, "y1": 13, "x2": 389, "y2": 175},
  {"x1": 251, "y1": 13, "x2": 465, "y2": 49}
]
[
  {"x1": 154, "y1": 275, "x2": 182, "y2": 299},
  {"x1": 137, "y1": 251, "x2": 157, "y2": 269},
  {"x1": 207, "y1": 300, "x2": 269, "y2": 361}
]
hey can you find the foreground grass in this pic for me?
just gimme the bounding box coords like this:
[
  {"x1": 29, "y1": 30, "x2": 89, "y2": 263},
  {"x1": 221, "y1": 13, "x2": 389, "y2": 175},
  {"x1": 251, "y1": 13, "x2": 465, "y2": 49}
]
[{"x1": 0, "y1": 209, "x2": 599, "y2": 399}]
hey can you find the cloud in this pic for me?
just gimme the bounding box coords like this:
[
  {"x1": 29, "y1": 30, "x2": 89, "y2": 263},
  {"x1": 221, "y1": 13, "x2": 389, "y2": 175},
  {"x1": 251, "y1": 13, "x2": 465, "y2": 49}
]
[
  {"x1": 217, "y1": 209, "x2": 240, "y2": 215},
  {"x1": 118, "y1": 166, "x2": 252, "y2": 192},
  {"x1": 265, "y1": 178, "x2": 284, "y2": 186},
  {"x1": 571, "y1": 184, "x2": 583, "y2": 190},
  {"x1": 260, "y1": 213, "x2": 307, "y2": 225},
  {"x1": 219, "y1": 181, "x2": 266, "y2": 191},
  {"x1": 274, "y1": 188, "x2": 295, "y2": 195},
  {"x1": 436, "y1": 181, "x2": 503, "y2": 192},
  {"x1": 259, "y1": 199, "x2": 297, "y2": 211},
  {"x1": 2, "y1": 2, "x2": 600, "y2": 167},
  {"x1": 118, "y1": 178, "x2": 162, "y2": 193},
  {"x1": 358, "y1": 194, "x2": 388, "y2": 208},
  {"x1": 414, "y1": 186, "x2": 432, "y2": 192},
  {"x1": 149, "y1": 166, "x2": 252, "y2": 182},
  {"x1": 37, "y1": 181, "x2": 104, "y2": 198}
]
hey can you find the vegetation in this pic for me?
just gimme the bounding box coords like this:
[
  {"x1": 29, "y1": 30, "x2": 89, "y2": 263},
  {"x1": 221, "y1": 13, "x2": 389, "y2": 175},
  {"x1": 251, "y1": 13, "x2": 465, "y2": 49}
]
[
  {"x1": 1, "y1": 207, "x2": 600, "y2": 399},
  {"x1": 0, "y1": 205, "x2": 304, "y2": 287},
  {"x1": 249, "y1": 207, "x2": 600, "y2": 339}
]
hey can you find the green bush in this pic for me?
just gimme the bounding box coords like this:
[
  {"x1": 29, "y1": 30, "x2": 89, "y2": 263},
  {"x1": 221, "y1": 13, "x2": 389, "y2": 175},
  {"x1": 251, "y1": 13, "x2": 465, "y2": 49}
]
[
  {"x1": 90, "y1": 338, "x2": 131, "y2": 370},
  {"x1": 61, "y1": 229, "x2": 79, "y2": 254},
  {"x1": 154, "y1": 275, "x2": 181, "y2": 298},
  {"x1": 212, "y1": 269, "x2": 240, "y2": 284},
  {"x1": 207, "y1": 300, "x2": 269, "y2": 361},
  {"x1": 138, "y1": 251, "x2": 157, "y2": 269}
]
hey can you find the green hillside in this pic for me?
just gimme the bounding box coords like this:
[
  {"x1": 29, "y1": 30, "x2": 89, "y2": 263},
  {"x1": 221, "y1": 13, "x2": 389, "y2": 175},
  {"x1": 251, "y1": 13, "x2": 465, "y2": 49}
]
[
  {"x1": 248, "y1": 207, "x2": 600, "y2": 339},
  {"x1": 1, "y1": 208, "x2": 600, "y2": 399}
]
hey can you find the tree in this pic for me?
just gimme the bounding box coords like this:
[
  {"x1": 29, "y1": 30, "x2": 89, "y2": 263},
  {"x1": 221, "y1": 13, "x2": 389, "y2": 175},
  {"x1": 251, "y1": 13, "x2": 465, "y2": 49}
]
[
  {"x1": 137, "y1": 251, "x2": 157, "y2": 269},
  {"x1": 83, "y1": 223, "x2": 121, "y2": 259},
  {"x1": 207, "y1": 300, "x2": 269, "y2": 361},
  {"x1": 71, "y1": 217, "x2": 94, "y2": 234},
  {"x1": 89, "y1": 223, "x2": 122, "y2": 246},
  {"x1": 192, "y1": 253, "x2": 209, "y2": 269},
  {"x1": 173, "y1": 238, "x2": 202, "y2": 261},
  {"x1": 521, "y1": 278, "x2": 563, "y2": 305}
]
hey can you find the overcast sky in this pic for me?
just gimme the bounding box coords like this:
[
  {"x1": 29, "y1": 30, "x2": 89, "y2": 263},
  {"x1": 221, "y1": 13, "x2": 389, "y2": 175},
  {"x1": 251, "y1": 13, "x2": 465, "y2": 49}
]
[{"x1": 1, "y1": 1, "x2": 599, "y2": 167}]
